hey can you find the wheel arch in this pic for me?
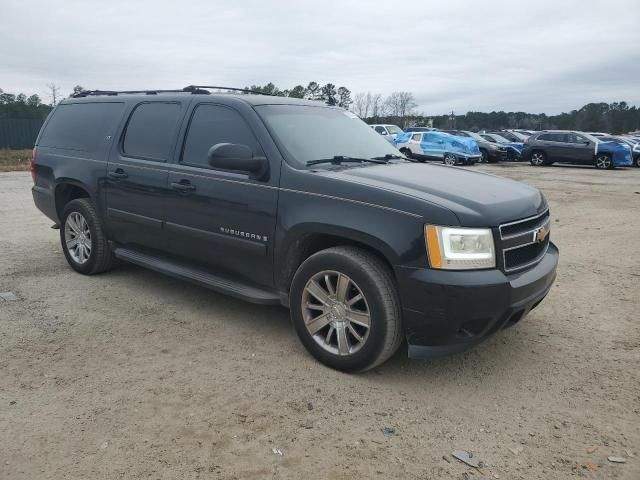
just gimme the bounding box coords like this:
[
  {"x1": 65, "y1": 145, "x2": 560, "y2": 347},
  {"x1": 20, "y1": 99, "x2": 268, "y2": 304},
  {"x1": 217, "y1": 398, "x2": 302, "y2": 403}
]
[
  {"x1": 54, "y1": 179, "x2": 93, "y2": 220},
  {"x1": 276, "y1": 225, "x2": 399, "y2": 297}
]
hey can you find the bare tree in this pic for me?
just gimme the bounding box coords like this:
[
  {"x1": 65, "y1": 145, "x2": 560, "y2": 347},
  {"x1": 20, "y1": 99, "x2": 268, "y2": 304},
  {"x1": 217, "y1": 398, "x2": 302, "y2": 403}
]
[
  {"x1": 370, "y1": 93, "x2": 383, "y2": 121},
  {"x1": 47, "y1": 83, "x2": 61, "y2": 106},
  {"x1": 383, "y1": 91, "x2": 417, "y2": 127},
  {"x1": 353, "y1": 92, "x2": 368, "y2": 118}
]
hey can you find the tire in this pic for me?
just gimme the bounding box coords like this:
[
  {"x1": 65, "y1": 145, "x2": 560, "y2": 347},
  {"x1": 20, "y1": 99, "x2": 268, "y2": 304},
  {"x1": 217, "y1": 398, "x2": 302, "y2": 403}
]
[
  {"x1": 60, "y1": 198, "x2": 116, "y2": 275},
  {"x1": 290, "y1": 246, "x2": 402, "y2": 372},
  {"x1": 480, "y1": 149, "x2": 489, "y2": 163},
  {"x1": 594, "y1": 153, "x2": 612, "y2": 170},
  {"x1": 635, "y1": 156, "x2": 640, "y2": 168},
  {"x1": 530, "y1": 150, "x2": 546, "y2": 166},
  {"x1": 444, "y1": 153, "x2": 457, "y2": 166}
]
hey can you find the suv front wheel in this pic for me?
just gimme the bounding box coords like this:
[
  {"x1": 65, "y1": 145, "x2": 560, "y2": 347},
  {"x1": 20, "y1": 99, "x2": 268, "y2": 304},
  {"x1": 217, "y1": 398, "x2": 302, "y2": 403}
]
[
  {"x1": 290, "y1": 246, "x2": 402, "y2": 372},
  {"x1": 60, "y1": 198, "x2": 116, "y2": 275},
  {"x1": 595, "y1": 153, "x2": 613, "y2": 170}
]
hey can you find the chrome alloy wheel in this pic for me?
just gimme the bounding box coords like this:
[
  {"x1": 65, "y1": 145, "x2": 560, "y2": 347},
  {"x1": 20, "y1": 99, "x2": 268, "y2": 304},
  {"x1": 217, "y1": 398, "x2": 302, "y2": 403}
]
[
  {"x1": 595, "y1": 154, "x2": 611, "y2": 169},
  {"x1": 64, "y1": 212, "x2": 92, "y2": 264},
  {"x1": 531, "y1": 152, "x2": 545, "y2": 166},
  {"x1": 444, "y1": 154, "x2": 457, "y2": 166},
  {"x1": 301, "y1": 271, "x2": 371, "y2": 356}
]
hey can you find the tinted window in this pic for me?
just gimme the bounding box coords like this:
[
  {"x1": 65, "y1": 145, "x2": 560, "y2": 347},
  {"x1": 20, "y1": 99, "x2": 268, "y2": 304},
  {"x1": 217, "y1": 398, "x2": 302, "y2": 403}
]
[
  {"x1": 182, "y1": 104, "x2": 261, "y2": 168},
  {"x1": 374, "y1": 126, "x2": 387, "y2": 134},
  {"x1": 123, "y1": 102, "x2": 181, "y2": 161},
  {"x1": 568, "y1": 133, "x2": 588, "y2": 144},
  {"x1": 538, "y1": 133, "x2": 567, "y2": 142},
  {"x1": 39, "y1": 102, "x2": 124, "y2": 153}
]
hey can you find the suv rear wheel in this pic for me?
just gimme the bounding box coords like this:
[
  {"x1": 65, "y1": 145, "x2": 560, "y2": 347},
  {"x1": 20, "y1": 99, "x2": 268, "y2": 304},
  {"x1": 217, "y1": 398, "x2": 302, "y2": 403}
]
[
  {"x1": 60, "y1": 198, "x2": 116, "y2": 275},
  {"x1": 595, "y1": 153, "x2": 613, "y2": 170},
  {"x1": 530, "y1": 151, "x2": 546, "y2": 166},
  {"x1": 444, "y1": 153, "x2": 457, "y2": 166},
  {"x1": 290, "y1": 246, "x2": 402, "y2": 372}
]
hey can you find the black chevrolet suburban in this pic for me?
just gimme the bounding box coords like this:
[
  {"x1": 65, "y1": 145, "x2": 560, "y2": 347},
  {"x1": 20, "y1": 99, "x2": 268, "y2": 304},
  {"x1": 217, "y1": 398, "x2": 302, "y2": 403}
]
[{"x1": 31, "y1": 86, "x2": 558, "y2": 372}]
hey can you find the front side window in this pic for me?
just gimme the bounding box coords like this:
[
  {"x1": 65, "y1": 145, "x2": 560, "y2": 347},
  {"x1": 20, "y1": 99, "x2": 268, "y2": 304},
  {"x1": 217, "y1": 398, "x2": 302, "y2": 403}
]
[
  {"x1": 374, "y1": 126, "x2": 387, "y2": 134},
  {"x1": 386, "y1": 125, "x2": 402, "y2": 135},
  {"x1": 568, "y1": 133, "x2": 588, "y2": 144},
  {"x1": 123, "y1": 102, "x2": 182, "y2": 161},
  {"x1": 182, "y1": 104, "x2": 261, "y2": 168}
]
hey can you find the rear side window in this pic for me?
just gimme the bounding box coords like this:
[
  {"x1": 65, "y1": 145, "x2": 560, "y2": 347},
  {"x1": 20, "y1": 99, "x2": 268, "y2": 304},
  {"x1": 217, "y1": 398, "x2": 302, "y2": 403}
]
[
  {"x1": 181, "y1": 104, "x2": 261, "y2": 168},
  {"x1": 538, "y1": 133, "x2": 566, "y2": 142},
  {"x1": 123, "y1": 102, "x2": 182, "y2": 161},
  {"x1": 38, "y1": 102, "x2": 124, "y2": 153}
]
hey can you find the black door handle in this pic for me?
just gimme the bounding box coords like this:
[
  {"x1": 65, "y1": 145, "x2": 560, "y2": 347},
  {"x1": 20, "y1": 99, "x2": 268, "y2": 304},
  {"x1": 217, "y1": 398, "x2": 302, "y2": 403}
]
[
  {"x1": 170, "y1": 181, "x2": 196, "y2": 192},
  {"x1": 109, "y1": 169, "x2": 128, "y2": 179}
]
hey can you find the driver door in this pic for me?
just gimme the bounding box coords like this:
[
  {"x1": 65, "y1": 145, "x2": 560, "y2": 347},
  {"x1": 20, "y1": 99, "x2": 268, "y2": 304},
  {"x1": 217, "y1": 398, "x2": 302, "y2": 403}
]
[{"x1": 164, "y1": 103, "x2": 278, "y2": 288}]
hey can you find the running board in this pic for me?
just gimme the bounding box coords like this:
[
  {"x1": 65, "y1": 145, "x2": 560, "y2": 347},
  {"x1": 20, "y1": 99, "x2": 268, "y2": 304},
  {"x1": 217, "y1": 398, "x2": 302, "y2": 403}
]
[{"x1": 113, "y1": 247, "x2": 281, "y2": 305}]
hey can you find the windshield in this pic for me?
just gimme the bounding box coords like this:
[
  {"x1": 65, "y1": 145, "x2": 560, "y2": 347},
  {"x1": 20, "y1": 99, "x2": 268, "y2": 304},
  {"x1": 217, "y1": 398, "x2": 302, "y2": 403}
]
[
  {"x1": 385, "y1": 125, "x2": 403, "y2": 134},
  {"x1": 255, "y1": 105, "x2": 400, "y2": 167},
  {"x1": 510, "y1": 131, "x2": 529, "y2": 141},
  {"x1": 465, "y1": 131, "x2": 485, "y2": 142}
]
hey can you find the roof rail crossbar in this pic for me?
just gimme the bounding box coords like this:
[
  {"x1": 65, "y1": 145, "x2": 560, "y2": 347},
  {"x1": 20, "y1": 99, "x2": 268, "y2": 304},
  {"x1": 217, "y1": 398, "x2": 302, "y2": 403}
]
[
  {"x1": 183, "y1": 85, "x2": 270, "y2": 95},
  {"x1": 70, "y1": 86, "x2": 271, "y2": 98},
  {"x1": 71, "y1": 89, "x2": 191, "y2": 98}
]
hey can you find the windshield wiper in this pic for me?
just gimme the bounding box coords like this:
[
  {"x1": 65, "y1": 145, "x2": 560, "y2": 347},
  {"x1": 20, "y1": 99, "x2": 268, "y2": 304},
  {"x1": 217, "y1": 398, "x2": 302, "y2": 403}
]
[
  {"x1": 371, "y1": 153, "x2": 418, "y2": 162},
  {"x1": 306, "y1": 155, "x2": 388, "y2": 166}
]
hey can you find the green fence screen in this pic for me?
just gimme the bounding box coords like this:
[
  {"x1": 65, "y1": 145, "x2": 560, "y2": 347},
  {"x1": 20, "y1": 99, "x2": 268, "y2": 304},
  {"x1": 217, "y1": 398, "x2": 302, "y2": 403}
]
[{"x1": 0, "y1": 119, "x2": 44, "y2": 149}]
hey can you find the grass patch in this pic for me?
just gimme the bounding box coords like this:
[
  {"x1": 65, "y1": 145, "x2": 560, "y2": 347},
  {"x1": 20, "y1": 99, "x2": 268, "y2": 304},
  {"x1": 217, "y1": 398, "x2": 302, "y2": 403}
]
[{"x1": 0, "y1": 149, "x2": 32, "y2": 172}]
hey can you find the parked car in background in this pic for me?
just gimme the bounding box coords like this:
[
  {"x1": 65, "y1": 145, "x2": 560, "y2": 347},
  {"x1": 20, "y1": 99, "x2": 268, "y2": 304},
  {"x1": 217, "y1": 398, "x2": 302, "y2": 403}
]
[
  {"x1": 370, "y1": 124, "x2": 403, "y2": 141},
  {"x1": 480, "y1": 133, "x2": 525, "y2": 161},
  {"x1": 404, "y1": 127, "x2": 436, "y2": 133},
  {"x1": 393, "y1": 131, "x2": 481, "y2": 165},
  {"x1": 487, "y1": 130, "x2": 529, "y2": 143},
  {"x1": 442, "y1": 129, "x2": 506, "y2": 163},
  {"x1": 598, "y1": 135, "x2": 640, "y2": 167},
  {"x1": 523, "y1": 131, "x2": 633, "y2": 169}
]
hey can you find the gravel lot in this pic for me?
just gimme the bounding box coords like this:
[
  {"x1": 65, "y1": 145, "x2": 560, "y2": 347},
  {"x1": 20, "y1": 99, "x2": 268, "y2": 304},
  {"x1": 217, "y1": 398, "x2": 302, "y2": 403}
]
[{"x1": 1, "y1": 164, "x2": 639, "y2": 479}]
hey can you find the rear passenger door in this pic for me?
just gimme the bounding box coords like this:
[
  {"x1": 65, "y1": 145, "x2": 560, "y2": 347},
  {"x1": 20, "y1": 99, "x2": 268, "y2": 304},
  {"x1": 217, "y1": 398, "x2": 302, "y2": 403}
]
[
  {"x1": 105, "y1": 101, "x2": 188, "y2": 251},
  {"x1": 164, "y1": 102, "x2": 278, "y2": 288},
  {"x1": 421, "y1": 133, "x2": 445, "y2": 159}
]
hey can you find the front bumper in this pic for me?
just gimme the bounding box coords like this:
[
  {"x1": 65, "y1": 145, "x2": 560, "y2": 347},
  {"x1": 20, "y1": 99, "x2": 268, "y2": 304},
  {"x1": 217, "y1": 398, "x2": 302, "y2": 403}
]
[
  {"x1": 455, "y1": 154, "x2": 481, "y2": 164},
  {"x1": 396, "y1": 242, "x2": 558, "y2": 359}
]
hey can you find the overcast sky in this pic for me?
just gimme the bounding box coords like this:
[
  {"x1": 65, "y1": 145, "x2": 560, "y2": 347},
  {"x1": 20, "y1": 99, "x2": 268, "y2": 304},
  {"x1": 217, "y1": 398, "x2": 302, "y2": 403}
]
[{"x1": 1, "y1": 0, "x2": 639, "y2": 115}]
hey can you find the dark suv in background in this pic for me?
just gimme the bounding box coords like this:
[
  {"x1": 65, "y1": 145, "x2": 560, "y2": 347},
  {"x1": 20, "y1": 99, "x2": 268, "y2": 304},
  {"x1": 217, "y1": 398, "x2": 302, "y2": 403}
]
[
  {"x1": 523, "y1": 130, "x2": 633, "y2": 169},
  {"x1": 31, "y1": 86, "x2": 558, "y2": 372}
]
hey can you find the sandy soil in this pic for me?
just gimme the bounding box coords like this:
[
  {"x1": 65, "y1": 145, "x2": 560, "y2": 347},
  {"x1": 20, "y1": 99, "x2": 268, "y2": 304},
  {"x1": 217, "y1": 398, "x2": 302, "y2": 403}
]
[{"x1": 1, "y1": 163, "x2": 639, "y2": 479}]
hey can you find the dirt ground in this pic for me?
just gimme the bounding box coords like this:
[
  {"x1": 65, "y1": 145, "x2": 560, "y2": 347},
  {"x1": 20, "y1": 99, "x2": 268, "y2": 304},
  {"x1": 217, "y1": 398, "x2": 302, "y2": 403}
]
[
  {"x1": 0, "y1": 149, "x2": 31, "y2": 172},
  {"x1": 1, "y1": 163, "x2": 639, "y2": 479}
]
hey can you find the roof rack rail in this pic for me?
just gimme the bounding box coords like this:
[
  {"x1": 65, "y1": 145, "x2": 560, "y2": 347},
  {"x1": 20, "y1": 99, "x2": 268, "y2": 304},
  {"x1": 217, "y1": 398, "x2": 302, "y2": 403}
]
[
  {"x1": 71, "y1": 85, "x2": 271, "y2": 98},
  {"x1": 182, "y1": 85, "x2": 269, "y2": 95}
]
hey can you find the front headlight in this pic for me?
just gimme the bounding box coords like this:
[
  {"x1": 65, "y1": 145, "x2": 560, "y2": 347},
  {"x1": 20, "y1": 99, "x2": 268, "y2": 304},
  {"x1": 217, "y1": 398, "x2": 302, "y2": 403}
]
[{"x1": 425, "y1": 225, "x2": 496, "y2": 270}]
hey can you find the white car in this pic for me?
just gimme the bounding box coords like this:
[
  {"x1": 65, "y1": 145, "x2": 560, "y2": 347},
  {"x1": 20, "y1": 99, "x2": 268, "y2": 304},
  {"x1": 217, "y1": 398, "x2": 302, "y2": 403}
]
[{"x1": 370, "y1": 124, "x2": 403, "y2": 140}]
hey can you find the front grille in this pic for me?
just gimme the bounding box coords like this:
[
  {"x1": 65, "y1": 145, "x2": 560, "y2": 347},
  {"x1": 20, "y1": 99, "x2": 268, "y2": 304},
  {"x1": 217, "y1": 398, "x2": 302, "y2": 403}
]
[
  {"x1": 499, "y1": 209, "x2": 550, "y2": 272},
  {"x1": 500, "y1": 210, "x2": 549, "y2": 238}
]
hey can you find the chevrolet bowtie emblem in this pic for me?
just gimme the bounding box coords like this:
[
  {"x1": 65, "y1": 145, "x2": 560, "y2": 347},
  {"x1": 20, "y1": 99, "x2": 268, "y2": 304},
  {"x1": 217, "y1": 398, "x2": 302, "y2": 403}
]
[{"x1": 533, "y1": 224, "x2": 550, "y2": 243}]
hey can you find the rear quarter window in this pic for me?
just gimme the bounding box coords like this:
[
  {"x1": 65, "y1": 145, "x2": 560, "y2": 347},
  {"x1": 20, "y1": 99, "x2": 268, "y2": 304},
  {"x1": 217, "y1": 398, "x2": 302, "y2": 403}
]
[{"x1": 38, "y1": 102, "x2": 125, "y2": 154}]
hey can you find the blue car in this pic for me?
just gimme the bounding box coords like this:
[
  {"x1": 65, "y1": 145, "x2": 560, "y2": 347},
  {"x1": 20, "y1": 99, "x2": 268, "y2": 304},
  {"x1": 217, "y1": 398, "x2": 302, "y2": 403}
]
[{"x1": 393, "y1": 131, "x2": 481, "y2": 165}]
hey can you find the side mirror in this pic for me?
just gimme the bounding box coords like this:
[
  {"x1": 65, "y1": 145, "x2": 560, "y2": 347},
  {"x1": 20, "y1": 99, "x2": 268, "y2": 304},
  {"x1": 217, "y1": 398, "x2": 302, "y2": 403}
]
[
  {"x1": 583, "y1": 141, "x2": 591, "y2": 145},
  {"x1": 207, "y1": 143, "x2": 268, "y2": 179}
]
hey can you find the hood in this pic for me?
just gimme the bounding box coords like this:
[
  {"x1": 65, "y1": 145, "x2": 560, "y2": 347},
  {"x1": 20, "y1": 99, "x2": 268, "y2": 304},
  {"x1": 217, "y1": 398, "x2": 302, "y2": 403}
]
[
  {"x1": 323, "y1": 162, "x2": 546, "y2": 226},
  {"x1": 448, "y1": 136, "x2": 480, "y2": 154}
]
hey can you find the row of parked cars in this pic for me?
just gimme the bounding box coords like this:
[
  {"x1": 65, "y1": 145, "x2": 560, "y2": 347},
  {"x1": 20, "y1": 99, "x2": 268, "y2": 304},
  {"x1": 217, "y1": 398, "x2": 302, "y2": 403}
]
[{"x1": 370, "y1": 124, "x2": 640, "y2": 169}]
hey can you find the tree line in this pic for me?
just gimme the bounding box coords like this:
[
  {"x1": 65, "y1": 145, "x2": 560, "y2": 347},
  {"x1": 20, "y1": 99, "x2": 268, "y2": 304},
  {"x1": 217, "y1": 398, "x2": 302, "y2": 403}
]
[{"x1": 2, "y1": 83, "x2": 639, "y2": 134}]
